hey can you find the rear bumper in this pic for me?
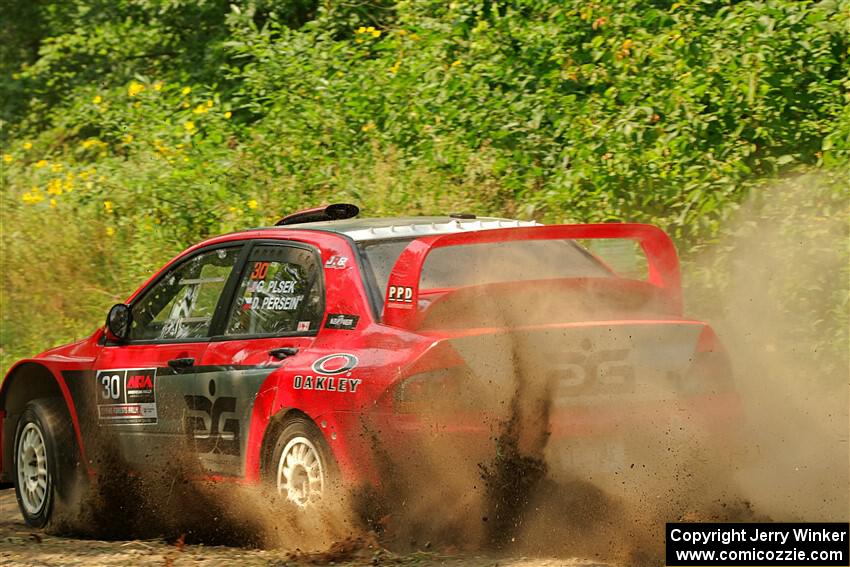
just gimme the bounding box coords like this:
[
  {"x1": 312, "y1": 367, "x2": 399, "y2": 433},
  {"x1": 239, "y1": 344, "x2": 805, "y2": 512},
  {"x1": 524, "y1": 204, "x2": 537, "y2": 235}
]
[{"x1": 338, "y1": 392, "x2": 744, "y2": 491}]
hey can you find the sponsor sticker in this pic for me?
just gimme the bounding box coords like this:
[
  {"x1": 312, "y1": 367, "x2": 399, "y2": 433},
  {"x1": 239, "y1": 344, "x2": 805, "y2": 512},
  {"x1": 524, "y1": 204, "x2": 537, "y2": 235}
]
[
  {"x1": 324, "y1": 255, "x2": 348, "y2": 269},
  {"x1": 96, "y1": 368, "x2": 158, "y2": 425},
  {"x1": 184, "y1": 381, "x2": 240, "y2": 456},
  {"x1": 297, "y1": 320, "x2": 311, "y2": 332},
  {"x1": 387, "y1": 285, "x2": 414, "y2": 305},
  {"x1": 325, "y1": 313, "x2": 359, "y2": 330},
  {"x1": 293, "y1": 353, "x2": 362, "y2": 394},
  {"x1": 312, "y1": 353, "x2": 358, "y2": 375},
  {"x1": 292, "y1": 375, "x2": 362, "y2": 393}
]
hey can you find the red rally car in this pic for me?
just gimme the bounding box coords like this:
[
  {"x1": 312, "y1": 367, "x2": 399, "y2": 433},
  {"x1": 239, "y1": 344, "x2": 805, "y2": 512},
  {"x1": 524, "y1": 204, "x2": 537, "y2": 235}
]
[{"x1": 0, "y1": 204, "x2": 740, "y2": 527}]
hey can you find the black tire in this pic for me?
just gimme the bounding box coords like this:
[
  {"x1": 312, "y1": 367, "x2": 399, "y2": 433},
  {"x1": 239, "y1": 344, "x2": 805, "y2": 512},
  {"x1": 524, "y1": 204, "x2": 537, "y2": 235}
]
[
  {"x1": 267, "y1": 416, "x2": 337, "y2": 509},
  {"x1": 12, "y1": 398, "x2": 79, "y2": 528}
]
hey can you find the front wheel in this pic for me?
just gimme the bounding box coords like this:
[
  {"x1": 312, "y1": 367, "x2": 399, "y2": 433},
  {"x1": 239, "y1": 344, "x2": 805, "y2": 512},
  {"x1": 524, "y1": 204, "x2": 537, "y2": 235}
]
[
  {"x1": 13, "y1": 398, "x2": 78, "y2": 528},
  {"x1": 269, "y1": 417, "x2": 335, "y2": 509}
]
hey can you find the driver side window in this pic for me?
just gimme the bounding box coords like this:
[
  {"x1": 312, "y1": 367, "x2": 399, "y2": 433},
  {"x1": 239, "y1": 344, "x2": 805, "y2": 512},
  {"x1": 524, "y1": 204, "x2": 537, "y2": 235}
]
[{"x1": 130, "y1": 247, "x2": 240, "y2": 341}]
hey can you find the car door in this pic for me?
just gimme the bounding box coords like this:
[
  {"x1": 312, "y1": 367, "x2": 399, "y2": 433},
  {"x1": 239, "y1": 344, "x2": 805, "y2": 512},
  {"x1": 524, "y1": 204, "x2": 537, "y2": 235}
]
[
  {"x1": 93, "y1": 244, "x2": 245, "y2": 471},
  {"x1": 197, "y1": 241, "x2": 325, "y2": 477}
]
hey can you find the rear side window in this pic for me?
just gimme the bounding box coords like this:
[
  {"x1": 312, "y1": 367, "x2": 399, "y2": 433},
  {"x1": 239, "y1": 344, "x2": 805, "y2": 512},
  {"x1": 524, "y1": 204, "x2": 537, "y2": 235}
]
[
  {"x1": 360, "y1": 238, "x2": 611, "y2": 307},
  {"x1": 225, "y1": 245, "x2": 323, "y2": 336},
  {"x1": 130, "y1": 247, "x2": 241, "y2": 341}
]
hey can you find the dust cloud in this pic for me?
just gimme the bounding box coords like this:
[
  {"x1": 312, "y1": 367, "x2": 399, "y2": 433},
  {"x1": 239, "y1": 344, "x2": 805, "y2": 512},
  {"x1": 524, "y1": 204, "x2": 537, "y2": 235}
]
[
  {"x1": 347, "y1": 174, "x2": 848, "y2": 564},
  {"x1": 687, "y1": 174, "x2": 849, "y2": 522}
]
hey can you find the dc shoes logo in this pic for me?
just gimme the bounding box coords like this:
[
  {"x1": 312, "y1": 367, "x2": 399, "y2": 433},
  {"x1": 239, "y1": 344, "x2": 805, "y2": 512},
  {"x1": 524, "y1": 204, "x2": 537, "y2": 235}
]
[
  {"x1": 184, "y1": 380, "x2": 240, "y2": 456},
  {"x1": 553, "y1": 339, "x2": 635, "y2": 395}
]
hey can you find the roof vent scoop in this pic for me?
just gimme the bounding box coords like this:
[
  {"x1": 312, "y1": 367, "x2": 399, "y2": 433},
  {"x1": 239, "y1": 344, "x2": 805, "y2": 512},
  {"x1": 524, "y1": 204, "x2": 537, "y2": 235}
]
[{"x1": 275, "y1": 203, "x2": 360, "y2": 226}]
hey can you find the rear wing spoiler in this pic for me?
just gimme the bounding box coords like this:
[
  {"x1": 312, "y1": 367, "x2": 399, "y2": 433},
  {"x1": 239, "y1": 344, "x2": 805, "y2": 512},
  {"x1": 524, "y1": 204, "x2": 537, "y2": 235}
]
[{"x1": 382, "y1": 223, "x2": 682, "y2": 328}]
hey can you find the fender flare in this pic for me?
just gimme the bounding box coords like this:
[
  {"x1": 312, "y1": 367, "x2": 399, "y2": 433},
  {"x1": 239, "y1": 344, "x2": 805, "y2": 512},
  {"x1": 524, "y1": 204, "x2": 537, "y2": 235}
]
[{"x1": 0, "y1": 361, "x2": 89, "y2": 479}]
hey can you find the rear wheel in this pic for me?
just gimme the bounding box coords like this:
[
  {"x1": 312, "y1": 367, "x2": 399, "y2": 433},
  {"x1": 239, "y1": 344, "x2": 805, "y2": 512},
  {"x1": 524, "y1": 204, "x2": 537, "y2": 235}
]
[
  {"x1": 269, "y1": 417, "x2": 335, "y2": 509},
  {"x1": 13, "y1": 398, "x2": 78, "y2": 528}
]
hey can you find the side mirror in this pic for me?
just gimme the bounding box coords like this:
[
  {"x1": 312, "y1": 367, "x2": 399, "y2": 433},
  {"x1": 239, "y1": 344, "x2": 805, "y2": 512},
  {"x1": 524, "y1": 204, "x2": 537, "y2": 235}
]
[{"x1": 106, "y1": 304, "x2": 132, "y2": 342}]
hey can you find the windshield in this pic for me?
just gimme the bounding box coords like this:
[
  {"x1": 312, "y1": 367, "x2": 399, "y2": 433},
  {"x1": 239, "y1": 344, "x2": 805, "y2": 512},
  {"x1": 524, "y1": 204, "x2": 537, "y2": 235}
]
[{"x1": 359, "y1": 237, "x2": 612, "y2": 311}]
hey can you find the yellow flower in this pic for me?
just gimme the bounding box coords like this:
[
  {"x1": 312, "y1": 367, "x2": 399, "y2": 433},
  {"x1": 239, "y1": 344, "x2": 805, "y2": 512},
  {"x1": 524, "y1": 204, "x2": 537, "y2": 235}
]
[
  {"x1": 50, "y1": 198, "x2": 57, "y2": 209},
  {"x1": 104, "y1": 200, "x2": 114, "y2": 213},
  {"x1": 361, "y1": 122, "x2": 375, "y2": 132},
  {"x1": 51, "y1": 162, "x2": 63, "y2": 172},
  {"x1": 371, "y1": 29, "x2": 381, "y2": 38},
  {"x1": 192, "y1": 104, "x2": 208, "y2": 115},
  {"x1": 356, "y1": 26, "x2": 366, "y2": 34},
  {"x1": 451, "y1": 59, "x2": 462, "y2": 67},
  {"x1": 390, "y1": 60, "x2": 401, "y2": 74},
  {"x1": 153, "y1": 81, "x2": 164, "y2": 91},
  {"x1": 2, "y1": 154, "x2": 12, "y2": 163},
  {"x1": 224, "y1": 111, "x2": 232, "y2": 119},
  {"x1": 182, "y1": 86, "x2": 192, "y2": 95},
  {"x1": 128, "y1": 81, "x2": 145, "y2": 97},
  {"x1": 81, "y1": 138, "x2": 101, "y2": 149},
  {"x1": 93, "y1": 95, "x2": 103, "y2": 104},
  {"x1": 22, "y1": 142, "x2": 32, "y2": 150},
  {"x1": 206, "y1": 100, "x2": 213, "y2": 108},
  {"x1": 63, "y1": 173, "x2": 75, "y2": 192},
  {"x1": 35, "y1": 159, "x2": 48, "y2": 168},
  {"x1": 182, "y1": 101, "x2": 190, "y2": 108},
  {"x1": 247, "y1": 199, "x2": 258, "y2": 210},
  {"x1": 105, "y1": 227, "x2": 115, "y2": 237},
  {"x1": 184, "y1": 120, "x2": 196, "y2": 132},
  {"x1": 122, "y1": 134, "x2": 134, "y2": 143},
  {"x1": 47, "y1": 179, "x2": 63, "y2": 196},
  {"x1": 397, "y1": 29, "x2": 407, "y2": 36},
  {"x1": 22, "y1": 188, "x2": 44, "y2": 204}
]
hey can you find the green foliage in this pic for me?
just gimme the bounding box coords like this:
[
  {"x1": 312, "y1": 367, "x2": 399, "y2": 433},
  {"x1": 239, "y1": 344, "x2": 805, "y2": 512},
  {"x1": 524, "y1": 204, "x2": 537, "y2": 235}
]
[{"x1": 1, "y1": 0, "x2": 848, "y2": 370}]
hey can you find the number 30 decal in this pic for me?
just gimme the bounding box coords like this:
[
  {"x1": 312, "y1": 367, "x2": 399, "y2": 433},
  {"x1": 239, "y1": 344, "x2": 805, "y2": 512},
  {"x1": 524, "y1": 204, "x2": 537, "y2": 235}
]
[
  {"x1": 101, "y1": 374, "x2": 121, "y2": 400},
  {"x1": 251, "y1": 262, "x2": 270, "y2": 280}
]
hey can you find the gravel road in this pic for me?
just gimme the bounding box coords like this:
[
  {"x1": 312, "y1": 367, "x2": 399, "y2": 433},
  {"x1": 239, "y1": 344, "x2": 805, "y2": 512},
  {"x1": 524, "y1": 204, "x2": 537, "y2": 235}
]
[{"x1": 0, "y1": 489, "x2": 612, "y2": 566}]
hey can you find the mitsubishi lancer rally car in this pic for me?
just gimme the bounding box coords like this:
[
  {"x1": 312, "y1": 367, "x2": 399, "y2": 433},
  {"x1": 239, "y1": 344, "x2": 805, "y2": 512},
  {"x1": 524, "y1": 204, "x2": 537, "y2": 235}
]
[{"x1": 0, "y1": 204, "x2": 740, "y2": 527}]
